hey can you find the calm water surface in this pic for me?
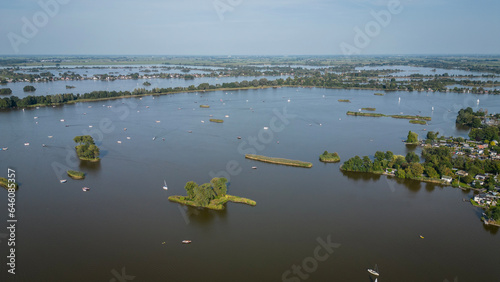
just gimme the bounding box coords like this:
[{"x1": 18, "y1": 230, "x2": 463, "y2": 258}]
[{"x1": 0, "y1": 87, "x2": 499, "y2": 281}]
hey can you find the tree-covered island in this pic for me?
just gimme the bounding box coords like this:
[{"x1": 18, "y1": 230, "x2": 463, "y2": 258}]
[
  {"x1": 168, "y1": 177, "x2": 256, "y2": 210},
  {"x1": 319, "y1": 151, "x2": 340, "y2": 163},
  {"x1": 74, "y1": 135, "x2": 100, "y2": 161}
]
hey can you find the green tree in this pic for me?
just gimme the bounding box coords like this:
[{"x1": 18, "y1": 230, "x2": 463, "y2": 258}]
[
  {"x1": 374, "y1": 151, "x2": 385, "y2": 162},
  {"x1": 425, "y1": 166, "x2": 439, "y2": 179},
  {"x1": 406, "y1": 131, "x2": 418, "y2": 143},
  {"x1": 405, "y1": 151, "x2": 420, "y2": 163},
  {"x1": 210, "y1": 177, "x2": 228, "y2": 197},
  {"x1": 184, "y1": 181, "x2": 197, "y2": 199}
]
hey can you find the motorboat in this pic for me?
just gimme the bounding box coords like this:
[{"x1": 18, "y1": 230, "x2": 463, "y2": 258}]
[
  {"x1": 82, "y1": 187, "x2": 90, "y2": 192},
  {"x1": 367, "y1": 264, "x2": 379, "y2": 276},
  {"x1": 163, "y1": 180, "x2": 168, "y2": 190}
]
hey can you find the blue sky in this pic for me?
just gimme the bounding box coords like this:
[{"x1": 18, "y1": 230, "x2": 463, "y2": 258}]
[{"x1": 0, "y1": 0, "x2": 499, "y2": 55}]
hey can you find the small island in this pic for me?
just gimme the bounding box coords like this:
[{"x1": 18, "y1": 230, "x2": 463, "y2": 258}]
[
  {"x1": 405, "y1": 130, "x2": 419, "y2": 144},
  {"x1": 319, "y1": 151, "x2": 340, "y2": 163},
  {"x1": 199, "y1": 105, "x2": 210, "y2": 108},
  {"x1": 143, "y1": 81, "x2": 151, "y2": 86},
  {"x1": 361, "y1": 107, "x2": 376, "y2": 111},
  {"x1": 67, "y1": 170, "x2": 85, "y2": 179},
  {"x1": 66, "y1": 85, "x2": 76, "y2": 89},
  {"x1": 0, "y1": 88, "x2": 12, "y2": 95},
  {"x1": 0, "y1": 177, "x2": 19, "y2": 191},
  {"x1": 23, "y1": 85, "x2": 36, "y2": 92},
  {"x1": 245, "y1": 154, "x2": 312, "y2": 168},
  {"x1": 168, "y1": 177, "x2": 256, "y2": 210},
  {"x1": 74, "y1": 135, "x2": 100, "y2": 161},
  {"x1": 374, "y1": 93, "x2": 384, "y2": 96},
  {"x1": 338, "y1": 99, "x2": 351, "y2": 103},
  {"x1": 410, "y1": 120, "x2": 427, "y2": 125},
  {"x1": 209, "y1": 118, "x2": 223, "y2": 123},
  {"x1": 346, "y1": 111, "x2": 385, "y2": 117},
  {"x1": 347, "y1": 111, "x2": 431, "y2": 121}
]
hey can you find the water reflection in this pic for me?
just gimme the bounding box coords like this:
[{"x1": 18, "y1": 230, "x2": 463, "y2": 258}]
[
  {"x1": 340, "y1": 170, "x2": 444, "y2": 193},
  {"x1": 481, "y1": 222, "x2": 499, "y2": 235},
  {"x1": 79, "y1": 160, "x2": 101, "y2": 170},
  {"x1": 183, "y1": 205, "x2": 228, "y2": 226}
]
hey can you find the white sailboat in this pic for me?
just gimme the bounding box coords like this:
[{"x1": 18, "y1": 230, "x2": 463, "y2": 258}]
[
  {"x1": 163, "y1": 180, "x2": 168, "y2": 190},
  {"x1": 367, "y1": 264, "x2": 379, "y2": 276}
]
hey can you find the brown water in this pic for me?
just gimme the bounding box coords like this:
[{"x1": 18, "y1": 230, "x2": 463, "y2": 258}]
[{"x1": 0, "y1": 87, "x2": 499, "y2": 281}]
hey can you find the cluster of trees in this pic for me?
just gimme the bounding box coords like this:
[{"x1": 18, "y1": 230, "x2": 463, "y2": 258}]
[
  {"x1": 406, "y1": 131, "x2": 419, "y2": 143},
  {"x1": 183, "y1": 178, "x2": 228, "y2": 207},
  {"x1": 469, "y1": 126, "x2": 500, "y2": 142},
  {"x1": 456, "y1": 107, "x2": 486, "y2": 128},
  {"x1": 23, "y1": 85, "x2": 36, "y2": 92},
  {"x1": 342, "y1": 150, "x2": 425, "y2": 179},
  {"x1": 0, "y1": 90, "x2": 134, "y2": 109},
  {"x1": 74, "y1": 135, "x2": 100, "y2": 161},
  {"x1": 486, "y1": 206, "x2": 500, "y2": 222},
  {"x1": 342, "y1": 145, "x2": 500, "y2": 186},
  {"x1": 0, "y1": 88, "x2": 12, "y2": 95}
]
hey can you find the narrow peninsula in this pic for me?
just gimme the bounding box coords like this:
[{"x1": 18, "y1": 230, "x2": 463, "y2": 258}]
[{"x1": 245, "y1": 154, "x2": 312, "y2": 168}]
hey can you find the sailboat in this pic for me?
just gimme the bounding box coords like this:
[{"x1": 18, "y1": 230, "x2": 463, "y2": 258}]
[
  {"x1": 163, "y1": 180, "x2": 168, "y2": 190},
  {"x1": 367, "y1": 264, "x2": 379, "y2": 276}
]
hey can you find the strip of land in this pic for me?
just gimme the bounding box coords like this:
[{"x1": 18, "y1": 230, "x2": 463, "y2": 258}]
[{"x1": 245, "y1": 154, "x2": 312, "y2": 168}]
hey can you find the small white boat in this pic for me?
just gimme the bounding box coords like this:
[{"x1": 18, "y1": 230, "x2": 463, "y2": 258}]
[
  {"x1": 124, "y1": 128, "x2": 127, "y2": 131},
  {"x1": 82, "y1": 187, "x2": 90, "y2": 192},
  {"x1": 163, "y1": 180, "x2": 168, "y2": 190},
  {"x1": 252, "y1": 166, "x2": 257, "y2": 169},
  {"x1": 225, "y1": 115, "x2": 229, "y2": 118},
  {"x1": 182, "y1": 240, "x2": 191, "y2": 244},
  {"x1": 2, "y1": 147, "x2": 8, "y2": 150},
  {"x1": 34, "y1": 116, "x2": 38, "y2": 119},
  {"x1": 156, "y1": 120, "x2": 161, "y2": 123},
  {"x1": 89, "y1": 125, "x2": 93, "y2": 128},
  {"x1": 42, "y1": 144, "x2": 46, "y2": 147},
  {"x1": 126, "y1": 137, "x2": 131, "y2": 140},
  {"x1": 117, "y1": 141, "x2": 122, "y2": 144},
  {"x1": 188, "y1": 130, "x2": 192, "y2": 133},
  {"x1": 367, "y1": 264, "x2": 379, "y2": 276},
  {"x1": 201, "y1": 120, "x2": 205, "y2": 123},
  {"x1": 237, "y1": 136, "x2": 242, "y2": 139},
  {"x1": 153, "y1": 137, "x2": 156, "y2": 141},
  {"x1": 60, "y1": 179, "x2": 67, "y2": 183},
  {"x1": 24, "y1": 143, "x2": 30, "y2": 146},
  {"x1": 263, "y1": 127, "x2": 269, "y2": 130},
  {"x1": 60, "y1": 119, "x2": 65, "y2": 122},
  {"x1": 287, "y1": 99, "x2": 290, "y2": 102}
]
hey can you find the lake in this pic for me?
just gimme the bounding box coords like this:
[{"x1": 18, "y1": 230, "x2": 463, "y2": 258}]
[{"x1": 0, "y1": 87, "x2": 499, "y2": 281}]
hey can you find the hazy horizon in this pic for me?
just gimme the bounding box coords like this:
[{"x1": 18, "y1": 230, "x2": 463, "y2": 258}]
[{"x1": 1, "y1": 0, "x2": 499, "y2": 55}]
